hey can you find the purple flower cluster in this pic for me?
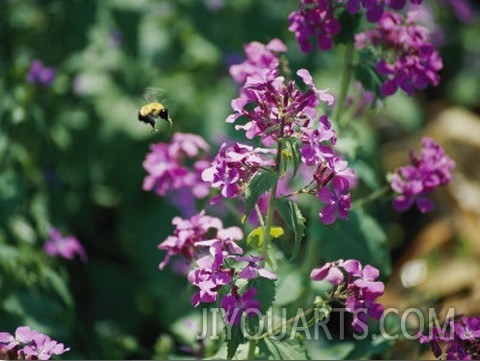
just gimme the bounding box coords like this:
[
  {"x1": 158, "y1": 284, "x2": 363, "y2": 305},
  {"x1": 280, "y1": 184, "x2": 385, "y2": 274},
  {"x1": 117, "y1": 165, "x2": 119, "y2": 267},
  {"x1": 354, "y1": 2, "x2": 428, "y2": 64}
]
[
  {"x1": 159, "y1": 211, "x2": 275, "y2": 323},
  {"x1": 355, "y1": 10, "x2": 443, "y2": 96},
  {"x1": 288, "y1": 0, "x2": 422, "y2": 52},
  {"x1": 390, "y1": 137, "x2": 454, "y2": 213},
  {"x1": 157, "y1": 210, "x2": 242, "y2": 270},
  {"x1": 221, "y1": 287, "x2": 261, "y2": 325},
  {"x1": 301, "y1": 117, "x2": 357, "y2": 224},
  {"x1": 0, "y1": 326, "x2": 70, "y2": 360},
  {"x1": 222, "y1": 45, "x2": 356, "y2": 225},
  {"x1": 419, "y1": 316, "x2": 480, "y2": 360},
  {"x1": 229, "y1": 38, "x2": 287, "y2": 84},
  {"x1": 227, "y1": 68, "x2": 334, "y2": 146},
  {"x1": 311, "y1": 259, "x2": 385, "y2": 332},
  {"x1": 143, "y1": 133, "x2": 211, "y2": 204},
  {"x1": 201, "y1": 142, "x2": 275, "y2": 200},
  {"x1": 26, "y1": 60, "x2": 56, "y2": 87},
  {"x1": 44, "y1": 228, "x2": 87, "y2": 262}
]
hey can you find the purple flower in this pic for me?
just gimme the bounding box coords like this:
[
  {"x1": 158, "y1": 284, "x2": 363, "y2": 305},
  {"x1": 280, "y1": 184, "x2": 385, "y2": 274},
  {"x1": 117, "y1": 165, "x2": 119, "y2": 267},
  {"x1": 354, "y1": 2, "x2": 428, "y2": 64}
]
[
  {"x1": 229, "y1": 39, "x2": 287, "y2": 84},
  {"x1": 188, "y1": 253, "x2": 232, "y2": 306},
  {"x1": 201, "y1": 142, "x2": 275, "y2": 200},
  {"x1": 44, "y1": 228, "x2": 87, "y2": 262},
  {"x1": 158, "y1": 211, "x2": 242, "y2": 270},
  {"x1": 221, "y1": 287, "x2": 261, "y2": 325},
  {"x1": 311, "y1": 259, "x2": 347, "y2": 285},
  {"x1": 0, "y1": 326, "x2": 69, "y2": 360},
  {"x1": 390, "y1": 137, "x2": 454, "y2": 213},
  {"x1": 355, "y1": 10, "x2": 443, "y2": 97},
  {"x1": 288, "y1": 0, "x2": 423, "y2": 52},
  {"x1": 311, "y1": 259, "x2": 385, "y2": 332},
  {"x1": 143, "y1": 133, "x2": 211, "y2": 211},
  {"x1": 318, "y1": 177, "x2": 352, "y2": 225},
  {"x1": 234, "y1": 254, "x2": 277, "y2": 280},
  {"x1": 22, "y1": 334, "x2": 70, "y2": 360},
  {"x1": 288, "y1": 1, "x2": 340, "y2": 52},
  {"x1": 26, "y1": 60, "x2": 56, "y2": 87},
  {"x1": 0, "y1": 326, "x2": 36, "y2": 352},
  {"x1": 419, "y1": 316, "x2": 480, "y2": 359},
  {"x1": 310, "y1": 259, "x2": 361, "y2": 284},
  {"x1": 227, "y1": 69, "x2": 333, "y2": 146}
]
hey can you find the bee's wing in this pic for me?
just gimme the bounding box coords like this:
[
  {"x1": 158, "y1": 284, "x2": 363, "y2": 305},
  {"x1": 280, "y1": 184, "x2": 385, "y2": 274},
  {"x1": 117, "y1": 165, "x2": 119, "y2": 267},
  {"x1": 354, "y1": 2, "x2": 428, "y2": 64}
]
[{"x1": 143, "y1": 87, "x2": 169, "y2": 103}]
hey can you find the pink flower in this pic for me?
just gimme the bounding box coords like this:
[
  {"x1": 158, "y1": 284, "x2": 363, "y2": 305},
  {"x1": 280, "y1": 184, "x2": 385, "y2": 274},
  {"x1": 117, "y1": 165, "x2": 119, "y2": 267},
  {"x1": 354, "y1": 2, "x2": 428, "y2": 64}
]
[
  {"x1": 390, "y1": 137, "x2": 454, "y2": 213},
  {"x1": 229, "y1": 39, "x2": 287, "y2": 84},
  {"x1": 44, "y1": 228, "x2": 87, "y2": 262}
]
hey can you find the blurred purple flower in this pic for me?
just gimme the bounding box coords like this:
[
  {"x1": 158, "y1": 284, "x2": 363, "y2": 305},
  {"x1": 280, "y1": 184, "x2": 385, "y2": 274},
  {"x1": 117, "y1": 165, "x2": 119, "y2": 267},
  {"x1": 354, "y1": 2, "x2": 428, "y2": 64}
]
[
  {"x1": 288, "y1": 0, "x2": 340, "y2": 52},
  {"x1": 288, "y1": 0, "x2": 422, "y2": 52},
  {"x1": 221, "y1": 287, "x2": 261, "y2": 325},
  {"x1": 419, "y1": 316, "x2": 480, "y2": 359},
  {"x1": 109, "y1": 29, "x2": 123, "y2": 47},
  {"x1": 44, "y1": 228, "x2": 87, "y2": 262},
  {"x1": 22, "y1": 334, "x2": 70, "y2": 360},
  {"x1": 204, "y1": 0, "x2": 225, "y2": 12},
  {"x1": 26, "y1": 60, "x2": 56, "y2": 87},
  {"x1": 0, "y1": 326, "x2": 69, "y2": 360},
  {"x1": 355, "y1": 10, "x2": 443, "y2": 97},
  {"x1": 390, "y1": 137, "x2": 454, "y2": 213},
  {"x1": 229, "y1": 39, "x2": 287, "y2": 84},
  {"x1": 143, "y1": 133, "x2": 211, "y2": 212}
]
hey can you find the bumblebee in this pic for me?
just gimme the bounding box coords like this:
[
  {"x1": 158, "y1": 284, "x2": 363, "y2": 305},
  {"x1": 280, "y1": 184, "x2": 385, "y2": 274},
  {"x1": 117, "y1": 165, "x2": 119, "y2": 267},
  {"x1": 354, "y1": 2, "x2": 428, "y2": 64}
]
[{"x1": 138, "y1": 88, "x2": 173, "y2": 131}]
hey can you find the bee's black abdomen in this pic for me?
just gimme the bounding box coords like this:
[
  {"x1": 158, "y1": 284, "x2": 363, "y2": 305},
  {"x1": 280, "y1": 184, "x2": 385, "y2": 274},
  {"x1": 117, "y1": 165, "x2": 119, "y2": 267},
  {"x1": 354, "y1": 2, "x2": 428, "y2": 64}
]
[{"x1": 138, "y1": 112, "x2": 156, "y2": 129}]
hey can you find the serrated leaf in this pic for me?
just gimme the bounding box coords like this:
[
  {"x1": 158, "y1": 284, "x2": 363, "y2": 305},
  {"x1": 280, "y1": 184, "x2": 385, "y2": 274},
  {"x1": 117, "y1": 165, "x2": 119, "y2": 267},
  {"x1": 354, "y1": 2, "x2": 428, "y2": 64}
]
[
  {"x1": 244, "y1": 171, "x2": 277, "y2": 220},
  {"x1": 261, "y1": 336, "x2": 310, "y2": 360},
  {"x1": 275, "y1": 198, "x2": 306, "y2": 261},
  {"x1": 248, "y1": 277, "x2": 276, "y2": 314},
  {"x1": 226, "y1": 323, "x2": 246, "y2": 359}
]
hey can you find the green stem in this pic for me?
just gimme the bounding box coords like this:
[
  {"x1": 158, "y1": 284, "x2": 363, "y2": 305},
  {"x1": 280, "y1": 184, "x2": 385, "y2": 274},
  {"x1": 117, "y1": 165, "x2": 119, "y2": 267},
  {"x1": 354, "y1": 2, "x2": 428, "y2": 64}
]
[
  {"x1": 247, "y1": 339, "x2": 257, "y2": 359},
  {"x1": 301, "y1": 232, "x2": 320, "y2": 276},
  {"x1": 352, "y1": 185, "x2": 390, "y2": 209},
  {"x1": 256, "y1": 307, "x2": 315, "y2": 341},
  {"x1": 334, "y1": 43, "x2": 355, "y2": 128},
  {"x1": 260, "y1": 141, "x2": 282, "y2": 266}
]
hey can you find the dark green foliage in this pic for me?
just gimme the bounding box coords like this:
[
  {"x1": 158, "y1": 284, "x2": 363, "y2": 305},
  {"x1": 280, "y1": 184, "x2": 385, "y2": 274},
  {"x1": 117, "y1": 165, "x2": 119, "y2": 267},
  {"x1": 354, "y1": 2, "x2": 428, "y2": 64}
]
[{"x1": 275, "y1": 198, "x2": 306, "y2": 261}]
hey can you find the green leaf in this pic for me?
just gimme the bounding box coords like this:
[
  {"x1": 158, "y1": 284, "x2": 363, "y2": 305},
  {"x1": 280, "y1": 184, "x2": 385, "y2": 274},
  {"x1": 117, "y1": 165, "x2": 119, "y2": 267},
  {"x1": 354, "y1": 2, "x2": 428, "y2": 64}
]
[
  {"x1": 248, "y1": 277, "x2": 276, "y2": 314},
  {"x1": 226, "y1": 323, "x2": 246, "y2": 359},
  {"x1": 247, "y1": 226, "x2": 285, "y2": 248},
  {"x1": 275, "y1": 198, "x2": 306, "y2": 261},
  {"x1": 314, "y1": 208, "x2": 391, "y2": 278},
  {"x1": 354, "y1": 49, "x2": 384, "y2": 97},
  {"x1": 261, "y1": 336, "x2": 310, "y2": 360},
  {"x1": 244, "y1": 171, "x2": 277, "y2": 220},
  {"x1": 280, "y1": 138, "x2": 301, "y2": 179},
  {"x1": 40, "y1": 267, "x2": 73, "y2": 307},
  {"x1": 335, "y1": 11, "x2": 361, "y2": 45}
]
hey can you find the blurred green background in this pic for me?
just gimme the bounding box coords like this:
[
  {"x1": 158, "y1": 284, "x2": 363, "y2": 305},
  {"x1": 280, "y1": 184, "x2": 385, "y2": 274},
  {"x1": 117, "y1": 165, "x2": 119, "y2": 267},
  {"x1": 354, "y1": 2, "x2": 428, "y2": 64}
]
[{"x1": 1, "y1": 0, "x2": 479, "y2": 359}]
